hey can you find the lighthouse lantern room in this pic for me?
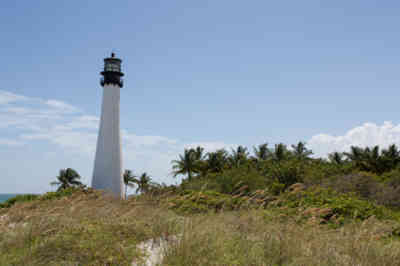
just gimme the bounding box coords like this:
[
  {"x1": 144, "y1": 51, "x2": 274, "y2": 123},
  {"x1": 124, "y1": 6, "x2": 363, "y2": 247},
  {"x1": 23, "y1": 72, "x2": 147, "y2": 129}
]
[{"x1": 100, "y1": 53, "x2": 124, "y2": 87}]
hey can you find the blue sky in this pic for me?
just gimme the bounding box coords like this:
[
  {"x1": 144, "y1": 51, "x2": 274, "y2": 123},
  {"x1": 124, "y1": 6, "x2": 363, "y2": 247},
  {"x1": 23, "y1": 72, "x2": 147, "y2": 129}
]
[{"x1": 1, "y1": 1, "x2": 400, "y2": 193}]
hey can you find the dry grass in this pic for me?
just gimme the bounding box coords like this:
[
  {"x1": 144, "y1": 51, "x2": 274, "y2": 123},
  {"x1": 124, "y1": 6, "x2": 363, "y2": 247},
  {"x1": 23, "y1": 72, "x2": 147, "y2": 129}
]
[
  {"x1": 0, "y1": 190, "x2": 181, "y2": 265},
  {"x1": 1, "y1": 190, "x2": 400, "y2": 265},
  {"x1": 163, "y1": 211, "x2": 400, "y2": 266}
]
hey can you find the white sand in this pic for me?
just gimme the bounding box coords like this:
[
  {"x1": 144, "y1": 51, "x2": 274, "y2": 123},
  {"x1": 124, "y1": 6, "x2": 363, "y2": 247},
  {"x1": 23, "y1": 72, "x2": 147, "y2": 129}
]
[{"x1": 132, "y1": 235, "x2": 180, "y2": 266}]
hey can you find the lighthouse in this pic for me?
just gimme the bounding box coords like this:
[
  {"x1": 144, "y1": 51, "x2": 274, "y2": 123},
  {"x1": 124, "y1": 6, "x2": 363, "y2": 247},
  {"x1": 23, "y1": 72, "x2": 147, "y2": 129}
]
[{"x1": 92, "y1": 53, "x2": 124, "y2": 199}]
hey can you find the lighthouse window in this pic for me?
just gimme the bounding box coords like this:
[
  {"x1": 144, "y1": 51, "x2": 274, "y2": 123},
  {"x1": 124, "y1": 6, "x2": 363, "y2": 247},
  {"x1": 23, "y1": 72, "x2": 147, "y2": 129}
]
[
  {"x1": 105, "y1": 61, "x2": 121, "y2": 72},
  {"x1": 106, "y1": 64, "x2": 117, "y2": 71}
]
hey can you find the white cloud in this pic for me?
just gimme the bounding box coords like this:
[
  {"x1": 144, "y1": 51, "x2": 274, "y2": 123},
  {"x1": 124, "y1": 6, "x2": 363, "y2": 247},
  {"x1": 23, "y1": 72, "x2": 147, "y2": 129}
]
[
  {"x1": 3, "y1": 107, "x2": 32, "y2": 115},
  {"x1": 64, "y1": 115, "x2": 100, "y2": 130},
  {"x1": 0, "y1": 90, "x2": 28, "y2": 104},
  {"x1": 0, "y1": 138, "x2": 24, "y2": 146},
  {"x1": 0, "y1": 93, "x2": 81, "y2": 130},
  {"x1": 308, "y1": 121, "x2": 400, "y2": 157},
  {"x1": 21, "y1": 130, "x2": 98, "y2": 154},
  {"x1": 0, "y1": 90, "x2": 233, "y2": 191},
  {"x1": 45, "y1": 100, "x2": 80, "y2": 113},
  {"x1": 185, "y1": 141, "x2": 237, "y2": 152}
]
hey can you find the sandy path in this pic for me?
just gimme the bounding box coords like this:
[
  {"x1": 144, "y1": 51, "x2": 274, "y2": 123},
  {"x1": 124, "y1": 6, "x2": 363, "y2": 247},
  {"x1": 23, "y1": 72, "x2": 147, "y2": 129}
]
[{"x1": 132, "y1": 235, "x2": 180, "y2": 266}]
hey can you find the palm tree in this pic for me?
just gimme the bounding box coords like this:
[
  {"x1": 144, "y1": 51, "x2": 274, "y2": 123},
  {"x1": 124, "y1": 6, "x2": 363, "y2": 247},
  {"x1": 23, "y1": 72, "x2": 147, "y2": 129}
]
[
  {"x1": 381, "y1": 144, "x2": 400, "y2": 172},
  {"x1": 253, "y1": 143, "x2": 271, "y2": 161},
  {"x1": 172, "y1": 149, "x2": 198, "y2": 180},
  {"x1": 291, "y1": 141, "x2": 313, "y2": 160},
  {"x1": 273, "y1": 143, "x2": 289, "y2": 161},
  {"x1": 382, "y1": 144, "x2": 399, "y2": 159},
  {"x1": 367, "y1": 146, "x2": 381, "y2": 173},
  {"x1": 344, "y1": 146, "x2": 367, "y2": 172},
  {"x1": 344, "y1": 146, "x2": 364, "y2": 162},
  {"x1": 345, "y1": 145, "x2": 384, "y2": 173},
  {"x1": 229, "y1": 146, "x2": 249, "y2": 168},
  {"x1": 206, "y1": 149, "x2": 229, "y2": 173},
  {"x1": 193, "y1": 146, "x2": 205, "y2": 161},
  {"x1": 135, "y1": 172, "x2": 152, "y2": 194},
  {"x1": 328, "y1": 152, "x2": 345, "y2": 165},
  {"x1": 50, "y1": 168, "x2": 83, "y2": 192},
  {"x1": 123, "y1": 169, "x2": 137, "y2": 199}
]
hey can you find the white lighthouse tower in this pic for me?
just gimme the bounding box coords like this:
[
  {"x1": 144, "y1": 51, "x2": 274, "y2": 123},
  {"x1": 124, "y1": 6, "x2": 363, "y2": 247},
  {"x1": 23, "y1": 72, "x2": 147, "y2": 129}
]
[{"x1": 92, "y1": 53, "x2": 124, "y2": 199}]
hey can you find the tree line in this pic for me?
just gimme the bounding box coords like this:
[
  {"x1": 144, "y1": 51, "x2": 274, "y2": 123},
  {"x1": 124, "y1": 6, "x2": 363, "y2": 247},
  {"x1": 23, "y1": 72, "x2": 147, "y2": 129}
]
[
  {"x1": 172, "y1": 143, "x2": 400, "y2": 180},
  {"x1": 51, "y1": 168, "x2": 157, "y2": 199},
  {"x1": 51, "y1": 142, "x2": 400, "y2": 203}
]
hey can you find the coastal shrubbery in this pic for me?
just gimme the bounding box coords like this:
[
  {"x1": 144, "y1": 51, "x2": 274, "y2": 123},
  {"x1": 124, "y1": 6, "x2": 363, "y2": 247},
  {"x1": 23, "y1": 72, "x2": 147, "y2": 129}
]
[
  {"x1": 3, "y1": 143, "x2": 400, "y2": 264},
  {"x1": 168, "y1": 190, "x2": 248, "y2": 214},
  {"x1": 274, "y1": 186, "x2": 395, "y2": 225},
  {"x1": 0, "y1": 194, "x2": 39, "y2": 209},
  {"x1": 0, "y1": 188, "x2": 180, "y2": 265},
  {"x1": 0, "y1": 187, "x2": 84, "y2": 209},
  {"x1": 170, "y1": 143, "x2": 400, "y2": 211}
]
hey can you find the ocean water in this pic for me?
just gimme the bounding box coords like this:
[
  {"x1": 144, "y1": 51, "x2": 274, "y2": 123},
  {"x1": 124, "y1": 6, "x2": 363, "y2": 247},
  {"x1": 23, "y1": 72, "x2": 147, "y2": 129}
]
[{"x1": 0, "y1": 194, "x2": 18, "y2": 203}]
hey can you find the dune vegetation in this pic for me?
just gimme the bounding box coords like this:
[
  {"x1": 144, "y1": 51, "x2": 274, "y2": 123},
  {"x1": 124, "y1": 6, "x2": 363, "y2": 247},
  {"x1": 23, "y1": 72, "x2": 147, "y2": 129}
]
[{"x1": 2, "y1": 142, "x2": 400, "y2": 265}]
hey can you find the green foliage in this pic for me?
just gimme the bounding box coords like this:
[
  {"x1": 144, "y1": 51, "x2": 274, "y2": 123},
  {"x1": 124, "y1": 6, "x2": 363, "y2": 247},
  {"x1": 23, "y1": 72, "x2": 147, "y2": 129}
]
[
  {"x1": 228, "y1": 146, "x2": 249, "y2": 168},
  {"x1": 321, "y1": 172, "x2": 400, "y2": 208},
  {"x1": 0, "y1": 194, "x2": 39, "y2": 208},
  {"x1": 172, "y1": 143, "x2": 400, "y2": 210},
  {"x1": 266, "y1": 159, "x2": 305, "y2": 188},
  {"x1": 169, "y1": 181, "x2": 398, "y2": 224},
  {"x1": 381, "y1": 167, "x2": 400, "y2": 188},
  {"x1": 202, "y1": 149, "x2": 229, "y2": 174},
  {"x1": 168, "y1": 190, "x2": 247, "y2": 214},
  {"x1": 270, "y1": 181, "x2": 285, "y2": 195},
  {"x1": 323, "y1": 172, "x2": 382, "y2": 197},
  {"x1": 135, "y1": 172, "x2": 157, "y2": 194},
  {"x1": 275, "y1": 187, "x2": 395, "y2": 223},
  {"x1": 291, "y1": 141, "x2": 313, "y2": 160},
  {"x1": 172, "y1": 147, "x2": 203, "y2": 180},
  {"x1": 301, "y1": 159, "x2": 352, "y2": 185},
  {"x1": 123, "y1": 169, "x2": 137, "y2": 198},
  {"x1": 344, "y1": 145, "x2": 400, "y2": 174},
  {"x1": 50, "y1": 168, "x2": 83, "y2": 192},
  {"x1": 0, "y1": 188, "x2": 87, "y2": 209},
  {"x1": 253, "y1": 142, "x2": 271, "y2": 161},
  {"x1": 208, "y1": 164, "x2": 269, "y2": 194},
  {"x1": 40, "y1": 187, "x2": 81, "y2": 201}
]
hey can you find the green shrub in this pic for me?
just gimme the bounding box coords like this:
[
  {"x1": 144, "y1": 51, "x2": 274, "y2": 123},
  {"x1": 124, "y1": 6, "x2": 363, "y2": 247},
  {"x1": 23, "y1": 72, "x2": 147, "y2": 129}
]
[
  {"x1": 0, "y1": 194, "x2": 39, "y2": 208},
  {"x1": 302, "y1": 159, "x2": 353, "y2": 185},
  {"x1": 39, "y1": 187, "x2": 81, "y2": 201},
  {"x1": 322, "y1": 172, "x2": 381, "y2": 198},
  {"x1": 0, "y1": 188, "x2": 87, "y2": 209},
  {"x1": 270, "y1": 181, "x2": 285, "y2": 195},
  {"x1": 321, "y1": 172, "x2": 400, "y2": 209},
  {"x1": 382, "y1": 168, "x2": 400, "y2": 188},
  {"x1": 274, "y1": 187, "x2": 394, "y2": 223},
  {"x1": 168, "y1": 190, "x2": 247, "y2": 214},
  {"x1": 191, "y1": 165, "x2": 269, "y2": 195},
  {"x1": 266, "y1": 160, "x2": 305, "y2": 188}
]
